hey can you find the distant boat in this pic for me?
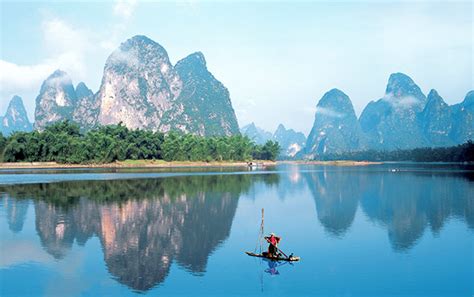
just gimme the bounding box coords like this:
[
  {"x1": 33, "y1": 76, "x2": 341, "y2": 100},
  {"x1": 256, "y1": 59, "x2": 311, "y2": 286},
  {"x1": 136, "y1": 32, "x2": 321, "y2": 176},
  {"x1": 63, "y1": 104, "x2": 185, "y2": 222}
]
[{"x1": 247, "y1": 162, "x2": 265, "y2": 168}]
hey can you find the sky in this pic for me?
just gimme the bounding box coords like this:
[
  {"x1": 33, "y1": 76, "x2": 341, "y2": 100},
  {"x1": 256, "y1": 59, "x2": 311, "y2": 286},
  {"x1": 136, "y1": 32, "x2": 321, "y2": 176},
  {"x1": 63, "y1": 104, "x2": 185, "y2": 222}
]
[{"x1": 0, "y1": 0, "x2": 472, "y2": 135}]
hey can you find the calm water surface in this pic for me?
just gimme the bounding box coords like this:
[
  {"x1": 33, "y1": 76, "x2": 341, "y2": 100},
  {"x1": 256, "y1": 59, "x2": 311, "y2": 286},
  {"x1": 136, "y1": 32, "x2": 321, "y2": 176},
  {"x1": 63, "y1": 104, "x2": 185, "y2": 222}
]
[{"x1": 0, "y1": 164, "x2": 473, "y2": 296}]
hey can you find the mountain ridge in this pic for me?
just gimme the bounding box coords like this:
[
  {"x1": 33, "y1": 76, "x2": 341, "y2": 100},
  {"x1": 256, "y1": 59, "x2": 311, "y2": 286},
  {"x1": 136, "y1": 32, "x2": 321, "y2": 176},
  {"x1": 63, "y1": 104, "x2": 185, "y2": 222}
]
[{"x1": 32, "y1": 35, "x2": 239, "y2": 136}]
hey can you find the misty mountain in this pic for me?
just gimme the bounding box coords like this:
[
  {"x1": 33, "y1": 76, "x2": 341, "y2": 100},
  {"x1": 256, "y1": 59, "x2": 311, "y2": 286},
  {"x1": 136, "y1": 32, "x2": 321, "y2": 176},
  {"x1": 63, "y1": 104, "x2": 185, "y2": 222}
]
[
  {"x1": 0, "y1": 96, "x2": 32, "y2": 136},
  {"x1": 305, "y1": 89, "x2": 365, "y2": 156},
  {"x1": 273, "y1": 124, "x2": 306, "y2": 157},
  {"x1": 419, "y1": 89, "x2": 454, "y2": 147},
  {"x1": 34, "y1": 35, "x2": 239, "y2": 136},
  {"x1": 359, "y1": 73, "x2": 428, "y2": 150},
  {"x1": 450, "y1": 91, "x2": 474, "y2": 144},
  {"x1": 240, "y1": 122, "x2": 306, "y2": 157},
  {"x1": 304, "y1": 73, "x2": 473, "y2": 158},
  {"x1": 240, "y1": 122, "x2": 272, "y2": 145},
  {"x1": 34, "y1": 70, "x2": 77, "y2": 131}
]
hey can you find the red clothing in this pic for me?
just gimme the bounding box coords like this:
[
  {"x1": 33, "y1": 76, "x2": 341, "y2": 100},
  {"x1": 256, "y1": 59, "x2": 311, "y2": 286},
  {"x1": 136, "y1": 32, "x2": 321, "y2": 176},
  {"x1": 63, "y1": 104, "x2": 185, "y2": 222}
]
[{"x1": 267, "y1": 235, "x2": 280, "y2": 246}]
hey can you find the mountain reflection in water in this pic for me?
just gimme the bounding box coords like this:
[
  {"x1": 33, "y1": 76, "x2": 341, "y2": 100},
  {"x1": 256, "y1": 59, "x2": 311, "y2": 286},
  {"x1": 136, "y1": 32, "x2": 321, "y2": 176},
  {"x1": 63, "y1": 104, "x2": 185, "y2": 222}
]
[
  {"x1": 302, "y1": 165, "x2": 474, "y2": 251},
  {"x1": 0, "y1": 164, "x2": 473, "y2": 292},
  {"x1": 1, "y1": 174, "x2": 279, "y2": 291}
]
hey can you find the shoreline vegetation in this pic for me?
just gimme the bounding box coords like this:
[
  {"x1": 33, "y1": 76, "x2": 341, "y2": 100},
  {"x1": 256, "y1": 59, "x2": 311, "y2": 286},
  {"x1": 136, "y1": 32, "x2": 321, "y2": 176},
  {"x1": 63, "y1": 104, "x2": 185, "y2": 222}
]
[
  {"x1": 315, "y1": 141, "x2": 474, "y2": 163},
  {"x1": 0, "y1": 121, "x2": 280, "y2": 164},
  {"x1": 1, "y1": 121, "x2": 472, "y2": 166},
  {"x1": 0, "y1": 160, "x2": 277, "y2": 169},
  {"x1": 0, "y1": 160, "x2": 382, "y2": 169}
]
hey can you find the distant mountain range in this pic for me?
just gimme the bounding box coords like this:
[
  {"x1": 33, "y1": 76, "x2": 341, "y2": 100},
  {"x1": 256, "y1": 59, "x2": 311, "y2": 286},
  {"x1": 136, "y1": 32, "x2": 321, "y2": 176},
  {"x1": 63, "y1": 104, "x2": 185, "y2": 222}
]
[
  {"x1": 240, "y1": 123, "x2": 306, "y2": 157},
  {"x1": 1, "y1": 36, "x2": 472, "y2": 158},
  {"x1": 304, "y1": 73, "x2": 473, "y2": 157}
]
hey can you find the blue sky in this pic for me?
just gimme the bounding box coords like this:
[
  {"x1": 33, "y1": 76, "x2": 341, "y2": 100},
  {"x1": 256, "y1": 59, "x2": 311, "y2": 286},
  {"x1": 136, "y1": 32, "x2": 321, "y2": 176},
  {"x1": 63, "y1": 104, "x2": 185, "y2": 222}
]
[{"x1": 1, "y1": 0, "x2": 472, "y2": 134}]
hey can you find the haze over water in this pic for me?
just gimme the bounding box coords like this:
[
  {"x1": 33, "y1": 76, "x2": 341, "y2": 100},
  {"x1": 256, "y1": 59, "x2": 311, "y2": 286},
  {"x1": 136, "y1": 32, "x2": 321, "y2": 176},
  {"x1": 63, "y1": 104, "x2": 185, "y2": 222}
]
[{"x1": 0, "y1": 164, "x2": 473, "y2": 296}]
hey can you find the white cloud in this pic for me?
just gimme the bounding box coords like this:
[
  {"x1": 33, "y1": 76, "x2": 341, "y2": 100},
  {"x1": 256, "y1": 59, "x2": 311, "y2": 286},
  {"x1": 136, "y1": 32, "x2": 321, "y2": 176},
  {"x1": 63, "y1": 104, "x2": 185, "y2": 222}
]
[
  {"x1": 109, "y1": 47, "x2": 139, "y2": 68},
  {"x1": 0, "y1": 0, "x2": 140, "y2": 117},
  {"x1": 382, "y1": 93, "x2": 421, "y2": 109},
  {"x1": 315, "y1": 106, "x2": 344, "y2": 118},
  {"x1": 114, "y1": 0, "x2": 138, "y2": 20},
  {"x1": 0, "y1": 16, "x2": 94, "y2": 118},
  {"x1": 41, "y1": 17, "x2": 92, "y2": 78},
  {"x1": 0, "y1": 60, "x2": 55, "y2": 95},
  {"x1": 0, "y1": 17, "x2": 90, "y2": 95}
]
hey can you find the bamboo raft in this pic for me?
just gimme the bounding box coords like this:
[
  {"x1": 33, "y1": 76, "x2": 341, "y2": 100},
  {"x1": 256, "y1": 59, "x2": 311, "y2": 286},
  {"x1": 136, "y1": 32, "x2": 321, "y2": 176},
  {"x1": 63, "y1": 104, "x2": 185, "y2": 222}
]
[
  {"x1": 247, "y1": 208, "x2": 300, "y2": 262},
  {"x1": 245, "y1": 251, "x2": 300, "y2": 262}
]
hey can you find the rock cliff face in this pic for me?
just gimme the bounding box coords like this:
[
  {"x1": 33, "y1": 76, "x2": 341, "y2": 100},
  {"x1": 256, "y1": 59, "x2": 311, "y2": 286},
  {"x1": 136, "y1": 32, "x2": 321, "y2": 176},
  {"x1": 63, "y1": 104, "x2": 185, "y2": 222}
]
[
  {"x1": 33, "y1": 35, "x2": 239, "y2": 136},
  {"x1": 72, "y1": 82, "x2": 98, "y2": 130},
  {"x1": 34, "y1": 70, "x2": 77, "y2": 130},
  {"x1": 0, "y1": 96, "x2": 32, "y2": 135},
  {"x1": 450, "y1": 91, "x2": 474, "y2": 143},
  {"x1": 419, "y1": 89, "x2": 454, "y2": 147},
  {"x1": 95, "y1": 35, "x2": 183, "y2": 131},
  {"x1": 359, "y1": 73, "x2": 428, "y2": 150},
  {"x1": 171, "y1": 52, "x2": 239, "y2": 136},
  {"x1": 306, "y1": 89, "x2": 365, "y2": 155}
]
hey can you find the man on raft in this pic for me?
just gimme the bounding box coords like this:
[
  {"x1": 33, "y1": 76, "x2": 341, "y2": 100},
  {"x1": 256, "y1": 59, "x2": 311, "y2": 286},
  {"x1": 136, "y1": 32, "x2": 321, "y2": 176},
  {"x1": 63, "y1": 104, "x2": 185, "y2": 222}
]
[{"x1": 264, "y1": 232, "x2": 281, "y2": 258}]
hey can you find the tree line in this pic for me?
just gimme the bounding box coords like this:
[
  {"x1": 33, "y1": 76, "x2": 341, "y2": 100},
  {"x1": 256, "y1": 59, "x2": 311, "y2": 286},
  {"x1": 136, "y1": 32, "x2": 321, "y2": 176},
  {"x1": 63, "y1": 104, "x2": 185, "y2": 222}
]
[
  {"x1": 317, "y1": 141, "x2": 474, "y2": 162},
  {"x1": 0, "y1": 121, "x2": 281, "y2": 163}
]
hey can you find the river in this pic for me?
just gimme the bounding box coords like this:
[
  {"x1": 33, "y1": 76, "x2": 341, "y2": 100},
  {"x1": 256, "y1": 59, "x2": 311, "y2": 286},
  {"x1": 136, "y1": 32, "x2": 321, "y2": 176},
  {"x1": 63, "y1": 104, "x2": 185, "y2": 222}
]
[{"x1": 0, "y1": 163, "x2": 473, "y2": 296}]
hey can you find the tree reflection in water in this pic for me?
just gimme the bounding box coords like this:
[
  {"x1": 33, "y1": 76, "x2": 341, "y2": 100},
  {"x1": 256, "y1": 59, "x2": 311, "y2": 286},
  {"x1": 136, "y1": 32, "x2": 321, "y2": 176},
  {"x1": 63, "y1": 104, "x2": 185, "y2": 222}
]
[
  {"x1": 1, "y1": 165, "x2": 473, "y2": 290},
  {"x1": 1, "y1": 174, "x2": 278, "y2": 291}
]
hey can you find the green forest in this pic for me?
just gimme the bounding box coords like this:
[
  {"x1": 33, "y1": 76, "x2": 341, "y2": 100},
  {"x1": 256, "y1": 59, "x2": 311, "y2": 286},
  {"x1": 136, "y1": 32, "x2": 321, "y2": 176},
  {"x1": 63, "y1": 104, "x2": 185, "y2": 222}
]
[
  {"x1": 0, "y1": 121, "x2": 281, "y2": 163},
  {"x1": 317, "y1": 141, "x2": 474, "y2": 162}
]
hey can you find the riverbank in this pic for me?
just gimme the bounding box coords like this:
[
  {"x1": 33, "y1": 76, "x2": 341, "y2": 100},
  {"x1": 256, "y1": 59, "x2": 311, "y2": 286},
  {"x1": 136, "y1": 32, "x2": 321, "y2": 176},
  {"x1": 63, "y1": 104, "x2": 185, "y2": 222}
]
[
  {"x1": 0, "y1": 160, "x2": 277, "y2": 169},
  {"x1": 0, "y1": 160, "x2": 386, "y2": 169},
  {"x1": 280, "y1": 160, "x2": 382, "y2": 166}
]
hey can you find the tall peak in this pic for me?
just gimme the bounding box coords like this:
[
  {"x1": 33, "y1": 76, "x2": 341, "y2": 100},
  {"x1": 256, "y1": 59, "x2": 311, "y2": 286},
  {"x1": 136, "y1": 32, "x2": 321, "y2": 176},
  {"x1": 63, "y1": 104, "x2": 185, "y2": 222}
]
[
  {"x1": 1, "y1": 95, "x2": 32, "y2": 135},
  {"x1": 48, "y1": 69, "x2": 68, "y2": 79},
  {"x1": 426, "y1": 89, "x2": 445, "y2": 106},
  {"x1": 387, "y1": 72, "x2": 414, "y2": 86},
  {"x1": 106, "y1": 35, "x2": 170, "y2": 71},
  {"x1": 187, "y1": 52, "x2": 206, "y2": 66},
  {"x1": 128, "y1": 35, "x2": 155, "y2": 44},
  {"x1": 7, "y1": 95, "x2": 27, "y2": 117},
  {"x1": 424, "y1": 89, "x2": 447, "y2": 111},
  {"x1": 75, "y1": 82, "x2": 93, "y2": 100},
  {"x1": 9, "y1": 95, "x2": 23, "y2": 106},
  {"x1": 462, "y1": 90, "x2": 474, "y2": 107},
  {"x1": 326, "y1": 88, "x2": 347, "y2": 97},
  {"x1": 176, "y1": 52, "x2": 207, "y2": 69},
  {"x1": 427, "y1": 89, "x2": 439, "y2": 98},
  {"x1": 43, "y1": 69, "x2": 72, "y2": 88},
  {"x1": 119, "y1": 35, "x2": 164, "y2": 51},
  {"x1": 385, "y1": 72, "x2": 425, "y2": 102},
  {"x1": 317, "y1": 88, "x2": 353, "y2": 112}
]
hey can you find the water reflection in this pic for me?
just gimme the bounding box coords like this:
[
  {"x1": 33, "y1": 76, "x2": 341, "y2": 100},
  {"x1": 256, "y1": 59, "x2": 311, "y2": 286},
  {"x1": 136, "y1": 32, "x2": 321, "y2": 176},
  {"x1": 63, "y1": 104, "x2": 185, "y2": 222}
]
[
  {"x1": 0, "y1": 165, "x2": 473, "y2": 293},
  {"x1": 1, "y1": 174, "x2": 278, "y2": 291},
  {"x1": 2, "y1": 197, "x2": 29, "y2": 233},
  {"x1": 304, "y1": 169, "x2": 365, "y2": 237},
  {"x1": 303, "y1": 166, "x2": 474, "y2": 251},
  {"x1": 359, "y1": 171, "x2": 474, "y2": 251}
]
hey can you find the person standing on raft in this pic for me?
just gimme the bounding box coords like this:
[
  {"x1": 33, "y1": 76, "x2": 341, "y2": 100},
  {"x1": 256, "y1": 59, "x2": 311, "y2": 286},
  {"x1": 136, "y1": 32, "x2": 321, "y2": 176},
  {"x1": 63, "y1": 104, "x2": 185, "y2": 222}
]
[{"x1": 264, "y1": 233, "x2": 281, "y2": 257}]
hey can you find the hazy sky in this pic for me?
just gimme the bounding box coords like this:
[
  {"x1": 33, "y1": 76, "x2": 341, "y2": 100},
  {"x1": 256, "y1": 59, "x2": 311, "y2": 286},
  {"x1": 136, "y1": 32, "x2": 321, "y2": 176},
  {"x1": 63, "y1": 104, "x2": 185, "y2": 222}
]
[{"x1": 1, "y1": 0, "x2": 472, "y2": 135}]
